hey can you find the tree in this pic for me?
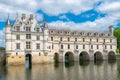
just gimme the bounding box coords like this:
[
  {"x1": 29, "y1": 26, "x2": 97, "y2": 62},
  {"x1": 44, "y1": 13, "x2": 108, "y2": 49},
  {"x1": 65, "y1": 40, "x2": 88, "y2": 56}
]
[
  {"x1": 114, "y1": 27, "x2": 120, "y2": 53},
  {"x1": 0, "y1": 47, "x2": 5, "y2": 50}
]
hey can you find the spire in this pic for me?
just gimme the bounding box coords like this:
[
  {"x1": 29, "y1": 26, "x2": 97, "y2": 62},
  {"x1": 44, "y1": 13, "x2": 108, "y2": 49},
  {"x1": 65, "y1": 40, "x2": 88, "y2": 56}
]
[{"x1": 6, "y1": 13, "x2": 10, "y2": 25}]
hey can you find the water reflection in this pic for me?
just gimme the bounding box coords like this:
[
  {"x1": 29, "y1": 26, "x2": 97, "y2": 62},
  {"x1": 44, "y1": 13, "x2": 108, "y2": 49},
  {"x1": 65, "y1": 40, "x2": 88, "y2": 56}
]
[{"x1": 0, "y1": 61, "x2": 120, "y2": 80}]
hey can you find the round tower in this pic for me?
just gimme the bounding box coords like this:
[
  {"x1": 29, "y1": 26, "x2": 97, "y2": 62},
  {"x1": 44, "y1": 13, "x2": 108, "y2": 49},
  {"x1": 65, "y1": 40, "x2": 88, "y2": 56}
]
[
  {"x1": 5, "y1": 14, "x2": 12, "y2": 52},
  {"x1": 42, "y1": 18, "x2": 49, "y2": 55}
]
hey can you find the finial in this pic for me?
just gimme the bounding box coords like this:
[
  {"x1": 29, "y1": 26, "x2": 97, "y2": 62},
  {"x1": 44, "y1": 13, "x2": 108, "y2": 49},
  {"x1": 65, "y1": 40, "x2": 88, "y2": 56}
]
[
  {"x1": 7, "y1": 13, "x2": 10, "y2": 25},
  {"x1": 16, "y1": 12, "x2": 18, "y2": 18}
]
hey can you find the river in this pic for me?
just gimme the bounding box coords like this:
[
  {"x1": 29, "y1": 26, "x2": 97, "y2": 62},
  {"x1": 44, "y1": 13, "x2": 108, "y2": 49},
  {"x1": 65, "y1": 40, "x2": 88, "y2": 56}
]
[{"x1": 0, "y1": 61, "x2": 120, "y2": 80}]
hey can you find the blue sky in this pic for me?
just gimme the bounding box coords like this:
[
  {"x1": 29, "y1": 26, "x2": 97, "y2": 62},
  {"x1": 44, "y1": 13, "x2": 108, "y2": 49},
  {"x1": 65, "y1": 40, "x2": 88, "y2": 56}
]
[{"x1": 0, "y1": 0, "x2": 120, "y2": 47}]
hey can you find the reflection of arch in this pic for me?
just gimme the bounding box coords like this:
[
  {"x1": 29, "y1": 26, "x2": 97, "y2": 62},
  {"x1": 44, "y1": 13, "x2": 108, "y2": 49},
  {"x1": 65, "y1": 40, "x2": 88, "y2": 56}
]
[
  {"x1": 65, "y1": 51, "x2": 74, "y2": 62},
  {"x1": 108, "y1": 51, "x2": 116, "y2": 60},
  {"x1": 25, "y1": 54, "x2": 32, "y2": 68},
  {"x1": 54, "y1": 53, "x2": 59, "y2": 62},
  {"x1": 79, "y1": 51, "x2": 90, "y2": 61},
  {"x1": 94, "y1": 51, "x2": 103, "y2": 61}
]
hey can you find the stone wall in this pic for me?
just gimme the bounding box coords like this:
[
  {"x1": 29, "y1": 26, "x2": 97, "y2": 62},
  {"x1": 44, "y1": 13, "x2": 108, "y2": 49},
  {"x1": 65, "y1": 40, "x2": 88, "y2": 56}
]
[{"x1": 7, "y1": 54, "x2": 54, "y2": 65}]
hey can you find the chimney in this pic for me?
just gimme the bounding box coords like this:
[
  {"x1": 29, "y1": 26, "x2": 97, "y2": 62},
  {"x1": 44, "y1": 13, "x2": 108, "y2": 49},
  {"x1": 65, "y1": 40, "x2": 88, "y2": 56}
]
[
  {"x1": 109, "y1": 25, "x2": 113, "y2": 36},
  {"x1": 21, "y1": 13, "x2": 26, "y2": 20}
]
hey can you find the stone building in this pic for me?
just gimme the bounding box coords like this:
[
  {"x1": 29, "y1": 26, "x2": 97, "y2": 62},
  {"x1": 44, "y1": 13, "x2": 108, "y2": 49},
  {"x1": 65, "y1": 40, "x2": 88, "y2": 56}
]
[{"x1": 5, "y1": 13, "x2": 117, "y2": 65}]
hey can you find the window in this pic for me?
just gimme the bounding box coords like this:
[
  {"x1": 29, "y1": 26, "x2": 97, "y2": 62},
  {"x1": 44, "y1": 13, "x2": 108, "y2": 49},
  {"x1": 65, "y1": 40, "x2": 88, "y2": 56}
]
[
  {"x1": 36, "y1": 36, "x2": 40, "y2": 40},
  {"x1": 61, "y1": 45, "x2": 63, "y2": 49},
  {"x1": 90, "y1": 38, "x2": 92, "y2": 42},
  {"x1": 97, "y1": 39, "x2": 98, "y2": 42},
  {"x1": 16, "y1": 26, "x2": 20, "y2": 31},
  {"x1": 51, "y1": 37, "x2": 53, "y2": 41},
  {"x1": 26, "y1": 34, "x2": 31, "y2": 39},
  {"x1": 60, "y1": 37, "x2": 62, "y2": 41},
  {"x1": 97, "y1": 45, "x2": 99, "y2": 49},
  {"x1": 68, "y1": 44, "x2": 70, "y2": 49},
  {"x1": 105, "y1": 45, "x2": 107, "y2": 49},
  {"x1": 103, "y1": 39, "x2": 105, "y2": 42},
  {"x1": 36, "y1": 43, "x2": 40, "y2": 49},
  {"x1": 83, "y1": 38, "x2": 85, "y2": 42},
  {"x1": 110, "y1": 45, "x2": 112, "y2": 49},
  {"x1": 83, "y1": 45, "x2": 85, "y2": 49},
  {"x1": 110, "y1": 39, "x2": 112, "y2": 43},
  {"x1": 76, "y1": 45, "x2": 78, "y2": 49},
  {"x1": 36, "y1": 28, "x2": 39, "y2": 32},
  {"x1": 26, "y1": 27, "x2": 31, "y2": 32},
  {"x1": 16, "y1": 35, "x2": 20, "y2": 40},
  {"x1": 91, "y1": 45, "x2": 93, "y2": 49},
  {"x1": 26, "y1": 42, "x2": 31, "y2": 49},
  {"x1": 68, "y1": 37, "x2": 70, "y2": 41},
  {"x1": 75, "y1": 38, "x2": 77, "y2": 42},
  {"x1": 52, "y1": 45, "x2": 54, "y2": 49},
  {"x1": 16, "y1": 43, "x2": 20, "y2": 49}
]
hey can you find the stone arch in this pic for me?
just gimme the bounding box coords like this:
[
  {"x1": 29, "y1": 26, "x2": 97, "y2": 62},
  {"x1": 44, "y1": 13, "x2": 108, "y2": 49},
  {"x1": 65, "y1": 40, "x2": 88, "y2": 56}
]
[
  {"x1": 108, "y1": 51, "x2": 116, "y2": 60},
  {"x1": 94, "y1": 51, "x2": 103, "y2": 61},
  {"x1": 65, "y1": 51, "x2": 74, "y2": 62},
  {"x1": 79, "y1": 51, "x2": 90, "y2": 61},
  {"x1": 25, "y1": 54, "x2": 32, "y2": 68},
  {"x1": 54, "y1": 53, "x2": 59, "y2": 62}
]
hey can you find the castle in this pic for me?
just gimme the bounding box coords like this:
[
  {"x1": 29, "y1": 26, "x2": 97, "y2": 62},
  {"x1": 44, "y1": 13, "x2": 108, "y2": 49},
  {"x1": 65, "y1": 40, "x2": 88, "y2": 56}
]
[{"x1": 5, "y1": 13, "x2": 117, "y2": 65}]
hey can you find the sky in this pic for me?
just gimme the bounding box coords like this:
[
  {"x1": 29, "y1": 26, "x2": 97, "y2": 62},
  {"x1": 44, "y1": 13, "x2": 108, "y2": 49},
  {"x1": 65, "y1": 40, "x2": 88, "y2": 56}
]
[{"x1": 0, "y1": 0, "x2": 120, "y2": 47}]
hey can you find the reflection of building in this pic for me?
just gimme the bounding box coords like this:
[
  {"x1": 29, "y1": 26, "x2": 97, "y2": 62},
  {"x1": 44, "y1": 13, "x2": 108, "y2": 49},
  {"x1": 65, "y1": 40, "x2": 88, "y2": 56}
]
[{"x1": 5, "y1": 13, "x2": 117, "y2": 65}]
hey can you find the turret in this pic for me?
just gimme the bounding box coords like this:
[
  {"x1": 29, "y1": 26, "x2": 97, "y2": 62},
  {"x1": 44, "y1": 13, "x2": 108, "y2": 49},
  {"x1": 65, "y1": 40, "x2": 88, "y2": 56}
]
[
  {"x1": 5, "y1": 14, "x2": 11, "y2": 34},
  {"x1": 42, "y1": 18, "x2": 49, "y2": 55},
  {"x1": 5, "y1": 14, "x2": 12, "y2": 51},
  {"x1": 109, "y1": 25, "x2": 114, "y2": 36}
]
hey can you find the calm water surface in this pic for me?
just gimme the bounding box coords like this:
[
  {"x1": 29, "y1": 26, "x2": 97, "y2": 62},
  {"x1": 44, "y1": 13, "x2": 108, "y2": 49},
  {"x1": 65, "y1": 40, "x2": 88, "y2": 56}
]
[{"x1": 0, "y1": 61, "x2": 120, "y2": 80}]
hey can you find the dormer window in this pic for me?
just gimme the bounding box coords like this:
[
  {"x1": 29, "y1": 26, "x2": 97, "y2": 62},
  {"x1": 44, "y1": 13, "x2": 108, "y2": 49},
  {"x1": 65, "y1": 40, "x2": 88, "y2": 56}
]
[
  {"x1": 36, "y1": 28, "x2": 39, "y2": 32},
  {"x1": 16, "y1": 26, "x2": 20, "y2": 31},
  {"x1": 26, "y1": 27, "x2": 31, "y2": 32}
]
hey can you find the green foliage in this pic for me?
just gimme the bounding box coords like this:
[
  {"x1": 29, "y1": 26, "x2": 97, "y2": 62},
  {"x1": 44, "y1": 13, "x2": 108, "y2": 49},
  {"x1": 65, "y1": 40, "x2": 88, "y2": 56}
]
[
  {"x1": 116, "y1": 48, "x2": 119, "y2": 54},
  {"x1": 0, "y1": 47, "x2": 5, "y2": 50},
  {"x1": 114, "y1": 27, "x2": 120, "y2": 53}
]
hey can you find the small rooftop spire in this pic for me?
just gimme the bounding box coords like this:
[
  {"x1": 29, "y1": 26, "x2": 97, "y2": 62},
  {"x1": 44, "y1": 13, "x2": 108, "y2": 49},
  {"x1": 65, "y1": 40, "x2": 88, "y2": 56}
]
[{"x1": 7, "y1": 13, "x2": 10, "y2": 25}]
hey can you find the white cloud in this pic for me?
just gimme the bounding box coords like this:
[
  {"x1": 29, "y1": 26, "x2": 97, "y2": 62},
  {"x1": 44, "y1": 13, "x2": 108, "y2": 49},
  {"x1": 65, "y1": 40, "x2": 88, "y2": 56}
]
[
  {"x1": 0, "y1": 0, "x2": 101, "y2": 21},
  {"x1": 59, "y1": 15, "x2": 69, "y2": 21}
]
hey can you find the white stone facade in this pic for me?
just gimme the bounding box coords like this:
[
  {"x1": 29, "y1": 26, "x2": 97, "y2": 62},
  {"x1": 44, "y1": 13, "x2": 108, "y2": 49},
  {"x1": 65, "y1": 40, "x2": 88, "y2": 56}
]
[{"x1": 5, "y1": 14, "x2": 117, "y2": 64}]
